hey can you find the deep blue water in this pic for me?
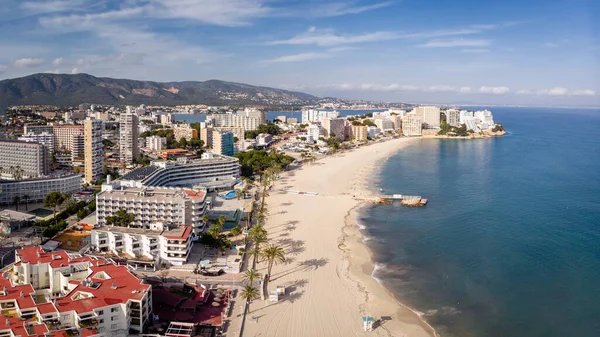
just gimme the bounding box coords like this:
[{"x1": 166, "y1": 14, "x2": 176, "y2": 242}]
[
  {"x1": 360, "y1": 107, "x2": 600, "y2": 337},
  {"x1": 173, "y1": 109, "x2": 385, "y2": 123}
]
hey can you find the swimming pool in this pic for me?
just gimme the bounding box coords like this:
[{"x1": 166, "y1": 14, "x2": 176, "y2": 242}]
[{"x1": 221, "y1": 190, "x2": 237, "y2": 200}]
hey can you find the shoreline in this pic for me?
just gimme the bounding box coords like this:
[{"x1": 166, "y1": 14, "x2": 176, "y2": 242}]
[{"x1": 242, "y1": 137, "x2": 437, "y2": 337}]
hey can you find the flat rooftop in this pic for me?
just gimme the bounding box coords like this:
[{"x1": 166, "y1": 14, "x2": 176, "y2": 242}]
[
  {"x1": 0, "y1": 209, "x2": 36, "y2": 222},
  {"x1": 99, "y1": 186, "x2": 206, "y2": 202},
  {"x1": 95, "y1": 225, "x2": 192, "y2": 240}
]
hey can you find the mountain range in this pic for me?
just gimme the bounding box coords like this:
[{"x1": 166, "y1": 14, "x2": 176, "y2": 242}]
[{"x1": 0, "y1": 73, "x2": 319, "y2": 107}]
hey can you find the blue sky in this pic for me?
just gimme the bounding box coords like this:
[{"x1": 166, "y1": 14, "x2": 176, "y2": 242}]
[{"x1": 0, "y1": 0, "x2": 599, "y2": 106}]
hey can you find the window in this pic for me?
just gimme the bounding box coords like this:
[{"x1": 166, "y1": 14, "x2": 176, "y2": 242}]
[
  {"x1": 111, "y1": 315, "x2": 118, "y2": 321},
  {"x1": 111, "y1": 324, "x2": 118, "y2": 329},
  {"x1": 97, "y1": 310, "x2": 104, "y2": 315},
  {"x1": 111, "y1": 307, "x2": 117, "y2": 313},
  {"x1": 99, "y1": 319, "x2": 104, "y2": 324}
]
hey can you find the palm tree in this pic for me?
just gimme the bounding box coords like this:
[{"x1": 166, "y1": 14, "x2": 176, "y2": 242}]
[
  {"x1": 22, "y1": 195, "x2": 30, "y2": 211},
  {"x1": 202, "y1": 215, "x2": 209, "y2": 225},
  {"x1": 242, "y1": 269, "x2": 261, "y2": 287},
  {"x1": 230, "y1": 225, "x2": 242, "y2": 237},
  {"x1": 261, "y1": 245, "x2": 286, "y2": 279},
  {"x1": 216, "y1": 215, "x2": 226, "y2": 231},
  {"x1": 12, "y1": 195, "x2": 21, "y2": 211},
  {"x1": 208, "y1": 224, "x2": 221, "y2": 239},
  {"x1": 44, "y1": 192, "x2": 66, "y2": 225},
  {"x1": 247, "y1": 246, "x2": 262, "y2": 269},
  {"x1": 240, "y1": 285, "x2": 260, "y2": 314}
]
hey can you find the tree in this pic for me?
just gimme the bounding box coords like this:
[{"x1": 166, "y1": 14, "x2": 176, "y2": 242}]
[
  {"x1": 202, "y1": 215, "x2": 210, "y2": 224},
  {"x1": 261, "y1": 244, "x2": 286, "y2": 279},
  {"x1": 77, "y1": 208, "x2": 89, "y2": 220},
  {"x1": 158, "y1": 269, "x2": 170, "y2": 282},
  {"x1": 208, "y1": 224, "x2": 221, "y2": 239},
  {"x1": 106, "y1": 208, "x2": 135, "y2": 227},
  {"x1": 178, "y1": 137, "x2": 188, "y2": 148},
  {"x1": 216, "y1": 215, "x2": 227, "y2": 231},
  {"x1": 13, "y1": 195, "x2": 21, "y2": 211},
  {"x1": 22, "y1": 195, "x2": 30, "y2": 211},
  {"x1": 242, "y1": 269, "x2": 261, "y2": 287},
  {"x1": 44, "y1": 192, "x2": 66, "y2": 225},
  {"x1": 231, "y1": 225, "x2": 243, "y2": 236},
  {"x1": 247, "y1": 246, "x2": 262, "y2": 269},
  {"x1": 240, "y1": 285, "x2": 260, "y2": 314}
]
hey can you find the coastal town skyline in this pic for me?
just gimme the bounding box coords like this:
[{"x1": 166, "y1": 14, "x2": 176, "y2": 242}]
[{"x1": 0, "y1": 0, "x2": 599, "y2": 106}]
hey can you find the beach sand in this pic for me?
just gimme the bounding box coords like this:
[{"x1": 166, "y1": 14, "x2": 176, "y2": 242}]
[{"x1": 242, "y1": 138, "x2": 437, "y2": 337}]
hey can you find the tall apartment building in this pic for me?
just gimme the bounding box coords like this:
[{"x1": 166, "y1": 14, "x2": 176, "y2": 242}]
[
  {"x1": 322, "y1": 117, "x2": 347, "y2": 140},
  {"x1": 172, "y1": 125, "x2": 198, "y2": 141},
  {"x1": 445, "y1": 109, "x2": 461, "y2": 127},
  {"x1": 96, "y1": 184, "x2": 208, "y2": 235},
  {"x1": 146, "y1": 135, "x2": 167, "y2": 151},
  {"x1": 214, "y1": 126, "x2": 245, "y2": 142},
  {"x1": 414, "y1": 106, "x2": 441, "y2": 128},
  {"x1": 212, "y1": 129, "x2": 235, "y2": 156},
  {"x1": 350, "y1": 125, "x2": 368, "y2": 141},
  {"x1": 53, "y1": 125, "x2": 84, "y2": 151},
  {"x1": 392, "y1": 115, "x2": 403, "y2": 130},
  {"x1": 119, "y1": 112, "x2": 139, "y2": 164},
  {"x1": 160, "y1": 113, "x2": 172, "y2": 125},
  {"x1": 200, "y1": 127, "x2": 214, "y2": 148},
  {"x1": 301, "y1": 109, "x2": 340, "y2": 123},
  {"x1": 243, "y1": 108, "x2": 267, "y2": 124},
  {"x1": 307, "y1": 124, "x2": 322, "y2": 143},
  {"x1": 0, "y1": 140, "x2": 48, "y2": 178},
  {"x1": 211, "y1": 114, "x2": 261, "y2": 131},
  {"x1": 4, "y1": 245, "x2": 152, "y2": 336},
  {"x1": 91, "y1": 223, "x2": 194, "y2": 266},
  {"x1": 24, "y1": 124, "x2": 53, "y2": 135},
  {"x1": 18, "y1": 132, "x2": 54, "y2": 155},
  {"x1": 401, "y1": 113, "x2": 423, "y2": 136},
  {"x1": 84, "y1": 118, "x2": 104, "y2": 183},
  {"x1": 71, "y1": 134, "x2": 85, "y2": 161}
]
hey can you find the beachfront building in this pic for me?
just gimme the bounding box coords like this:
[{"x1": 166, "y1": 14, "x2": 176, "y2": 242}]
[
  {"x1": 474, "y1": 110, "x2": 495, "y2": 130},
  {"x1": 212, "y1": 129, "x2": 235, "y2": 156},
  {"x1": 0, "y1": 173, "x2": 81, "y2": 205},
  {"x1": 459, "y1": 110, "x2": 474, "y2": 125},
  {"x1": 322, "y1": 117, "x2": 346, "y2": 140},
  {"x1": 414, "y1": 106, "x2": 441, "y2": 129},
  {"x1": 0, "y1": 140, "x2": 48, "y2": 178},
  {"x1": 84, "y1": 118, "x2": 105, "y2": 183},
  {"x1": 24, "y1": 124, "x2": 53, "y2": 135},
  {"x1": 119, "y1": 153, "x2": 241, "y2": 191},
  {"x1": 146, "y1": 135, "x2": 167, "y2": 151},
  {"x1": 2, "y1": 245, "x2": 152, "y2": 336},
  {"x1": 374, "y1": 119, "x2": 394, "y2": 132},
  {"x1": 445, "y1": 109, "x2": 461, "y2": 127},
  {"x1": 211, "y1": 114, "x2": 261, "y2": 132},
  {"x1": 91, "y1": 223, "x2": 194, "y2": 265},
  {"x1": 173, "y1": 125, "x2": 198, "y2": 141},
  {"x1": 307, "y1": 124, "x2": 322, "y2": 143},
  {"x1": 96, "y1": 183, "x2": 208, "y2": 234},
  {"x1": 301, "y1": 109, "x2": 340, "y2": 123},
  {"x1": 367, "y1": 126, "x2": 381, "y2": 139},
  {"x1": 350, "y1": 125, "x2": 368, "y2": 141},
  {"x1": 54, "y1": 125, "x2": 84, "y2": 151},
  {"x1": 402, "y1": 112, "x2": 423, "y2": 136},
  {"x1": 119, "y1": 112, "x2": 139, "y2": 164}
]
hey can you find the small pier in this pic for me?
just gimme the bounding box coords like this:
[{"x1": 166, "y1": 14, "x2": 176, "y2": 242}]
[{"x1": 378, "y1": 194, "x2": 428, "y2": 207}]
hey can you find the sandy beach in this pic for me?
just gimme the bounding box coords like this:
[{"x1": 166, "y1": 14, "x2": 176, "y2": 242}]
[{"x1": 242, "y1": 138, "x2": 437, "y2": 337}]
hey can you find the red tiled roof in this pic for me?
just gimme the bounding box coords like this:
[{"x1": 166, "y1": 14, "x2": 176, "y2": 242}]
[
  {"x1": 37, "y1": 302, "x2": 58, "y2": 315},
  {"x1": 15, "y1": 246, "x2": 100, "y2": 269},
  {"x1": 163, "y1": 226, "x2": 192, "y2": 241},
  {"x1": 183, "y1": 189, "x2": 206, "y2": 201}
]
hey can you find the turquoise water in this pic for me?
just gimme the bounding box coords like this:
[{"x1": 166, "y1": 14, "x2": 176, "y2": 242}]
[{"x1": 359, "y1": 108, "x2": 600, "y2": 337}]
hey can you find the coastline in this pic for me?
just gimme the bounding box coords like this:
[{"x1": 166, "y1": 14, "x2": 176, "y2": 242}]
[{"x1": 242, "y1": 137, "x2": 436, "y2": 337}]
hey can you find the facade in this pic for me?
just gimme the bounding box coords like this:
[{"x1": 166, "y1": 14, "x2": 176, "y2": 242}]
[
  {"x1": 53, "y1": 125, "x2": 84, "y2": 151},
  {"x1": 212, "y1": 129, "x2": 235, "y2": 156},
  {"x1": 96, "y1": 184, "x2": 207, "y2": 235},
  {"x1": 91, "y1": 224, "x2": 194, "y2": 266},
  {"x1": 1, "y1": 246, "x2": 152, "y2": 336},
  {"x1": 459, "y1": 110, "x2": 474, "y2": 125},
  {"x1": 173, "y1": 125, "x2": 198, "y2": 141},
  {"x1": 257, "y1": 133, "x2": 273, "y2": 146},
  {"x1": 214, "y1": 126, "x2": 245, "y2": 143},
  {"x1": 71, "y1": 134, "x2": 85, "y2": 161},
  {"x1": 119, "y1": 153, "x2": 241, "y2": 191},
  {"x1": 160, "y1": 113, "x2": 172, "y2": 125},
  {"x1": 211, "y1": 114, "x2": 261, "y2": 132},
  {"x1": 0, "y1": 174, "x2": 81, "y2": 205},
  {"x1": 474, "y1": 110, "x2": 495, "y2": 130},
  {"x1": 401, "y1": 113, "x2": 423, "y2": 136},
  {"x1": 414, "y1": 106, "x2": 441, "y2": 128},
  {"x1": 446, "y1": 109, "x2": 461, "y2": 127},
  {"x1": 391, "y1": 115, "x2": 402, "y2": 130},
  {"x1": 307, "y1": 124, "x2": 321, "y2": 143},
  {"x1": 350, "y1": 125, "x2": 368, "y2": 141},
  {"x1": 119, "y1": 112, "x2": 139, "y2": 164},
  {"x1": 146, "y1": 136, "x2": 167, "y2": 151},
  {"x1": 18, "y1": 131, "x2": 55, "y2": 156},
  {"x1": 0, "y1": 140, "x2": 48, "y2": 178},
  {"x1": 200, "y1": 127, "x2": 214, "y2": 148},
  {"x1": 24, "y1": 124, "x2": 53, "y2": 135},
  {"x1": 84, "y1": 118, "x2": 105, "y2": 183},
  {"x1": 322, "y1": 117, "x2": 346, "y2": 140},
  {"x1": 276, "y1": 115, "x2": 287, "y2": 123},
  {"x1": 367, "y1": 126, "x2": 381, "y2": 139},
  {"x1": 374, "y1": 119, "x2": 395, "y2": 132},
  {"x1": 301, "y1": 109, "x2": 340, "y2": 123},
  {"x1": 243, "y1": 108, "x2": 267, "y2": 124}
]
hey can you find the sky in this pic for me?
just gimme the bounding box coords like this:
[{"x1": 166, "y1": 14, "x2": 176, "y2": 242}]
[{"x1": 0, "y1": 0, "x2": 599, "y2": 106}]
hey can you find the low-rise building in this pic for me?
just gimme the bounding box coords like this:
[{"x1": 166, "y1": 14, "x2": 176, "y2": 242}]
[
  {"x1": 173, "y1": 125, "x2": 198, "y2": 141},
  {"x1": 91, "y1": 223, "x2": 194, "y2": 266},
  {"x1": 256, "y1": 133, "x2": 273, "y2": 146},
  {"x1": 0, "y1": 174, "x2": 82, "y2": 205},
  {"x1": 146, "y1": 135, "x2": 167, "y2": 151},
  {"x1": 1, "y1": 246, "x2": 152, "y2": 336}
]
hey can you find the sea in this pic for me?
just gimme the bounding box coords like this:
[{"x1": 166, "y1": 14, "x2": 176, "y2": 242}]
[{"x1": 358, "y1": 107, "x2": 600, "y2": 337}]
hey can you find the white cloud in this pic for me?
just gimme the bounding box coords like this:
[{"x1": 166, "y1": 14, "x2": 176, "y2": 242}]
[
  {"x1": 479, "y1": 86, "x2": 510, "y2": 94},
  {"x1": 308, "y1": 1, "x2": 393, "y2": 17},
  {"x1": 0, "y1": 65, "x2": 7, "y2": 74},
  {"x1": 419, "y1": 39, "x2": 491, "y2": 48},
  {"x1": 268, "y1": 27, "x2": 398, "y2": 46},
  {"x1": 52, "y1": 57, "x2": 68, "y2": 67},
  {"x1": 13, "y1": 58, "x2": 45, "y2": 68},
  {"x1": 44, "y1": 69, "x2": 62, "y2": 74},
  {"x1": 462, "y1": 48, "x2": 490, "y2": 53},
  {"x1": 571, "y1": 89, "x2": 596, "y2": 96},
  {"x1": 537, "y1": 87, "x2": 568, "y2": 96},
  {"x1": 71, "y1": 67, "x2": 80, "y2": 74},
  {"x1": 516, "y1": 89, "x2": 533, "y2": 95},
  {"x1": 21, "y1": 0, "x2": 88, "y2": 14},
  {"x1": 262, "y1": 52, "x2": 331, "y2": 63}
]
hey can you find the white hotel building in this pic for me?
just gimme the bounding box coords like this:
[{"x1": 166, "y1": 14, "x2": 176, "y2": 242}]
[
  {"x1": 96, "y1": 184, "x2": 208, "y2": 235},
  {"x1": 0, "y1": 246, "x2": 152, "y2": 336}
]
